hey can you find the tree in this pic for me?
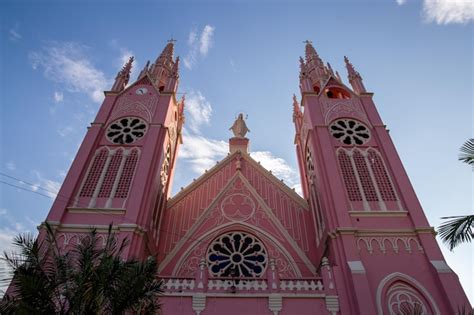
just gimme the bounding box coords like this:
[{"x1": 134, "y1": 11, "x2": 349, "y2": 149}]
[
  {"x1": 438, "y1": 138, "x2": 474, "y2": 250},
  {"x1": 0, "y1": 223, "x2": 162, "y2": 314}
]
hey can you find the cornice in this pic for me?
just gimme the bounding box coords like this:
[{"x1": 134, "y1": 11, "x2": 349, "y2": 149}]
[{"x1": 66, "y1": 207, "x2": 126, "y2": 215}]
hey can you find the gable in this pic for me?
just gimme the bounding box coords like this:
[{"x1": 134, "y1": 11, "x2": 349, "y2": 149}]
[{"x1": 157, "y1": 153, "x2": 318, "y2": 279}]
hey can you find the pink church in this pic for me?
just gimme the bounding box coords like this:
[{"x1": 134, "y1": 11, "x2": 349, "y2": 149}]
[{"x1": 39, "y1": 41, "x2": 470, "y2": 314}]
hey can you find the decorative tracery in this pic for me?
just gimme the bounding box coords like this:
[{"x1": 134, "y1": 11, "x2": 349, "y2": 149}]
[
  {"x1": 330, "y1": 119, "x2": 370, "y2": 145},
  {"x1": 387, "y1": 283, "x2": 428, "y2": 315},
  {"x1": 106, "y1": 117, "x2": 147, "y2": 144},
  {"x1": 207, "y1": 232, "x2": 267, "y2": 278}
]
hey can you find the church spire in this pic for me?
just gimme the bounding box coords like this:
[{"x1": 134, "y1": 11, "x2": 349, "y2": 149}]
[
  {"x1": 111, "y1": 56, "x2": 134, "y2": 92},
  {"x1": 299, "y1": 40, "x2": 329, "y2": 94},
  {"x1": 155, "y1": 40, "x2": 175, "y2": 64},
  {"x1": 137, "y1": 60, "x2": 150, "y2": 80},
  {"x1": 149, "y1": 40, "x2": 179, "y2": 92},
  {"x1": 344, "y1": 56, "x2": 366, "y2": 94}
]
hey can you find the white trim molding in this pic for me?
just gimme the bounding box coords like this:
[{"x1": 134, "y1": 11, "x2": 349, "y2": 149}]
[
  {"x1": 347, "y1": 260, "x2": 366, "y2": 274},
  {"x1": 430, "y1": 260, "x2": 452, "y2": 273}
]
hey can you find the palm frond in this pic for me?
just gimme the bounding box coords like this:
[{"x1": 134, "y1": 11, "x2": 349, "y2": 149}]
[
  {"x1": 438, "y1": 215, "x2": 474, "y2": 250},
  {"x1": 459, "y1": 138, "x2": 474, "y2": 166}
]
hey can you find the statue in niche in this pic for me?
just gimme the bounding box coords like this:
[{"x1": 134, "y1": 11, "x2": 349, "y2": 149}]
[{"x1": 230, "y1": 113, "x2": 250, "y2": 138}]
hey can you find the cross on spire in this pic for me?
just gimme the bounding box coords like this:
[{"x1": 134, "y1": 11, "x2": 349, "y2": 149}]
[
  {"x1": 167, "y1": 37, "x2": 177, "y2": 44},
  {"x1": 303, "y1": 40, "x2": 313, "y2": 45}
]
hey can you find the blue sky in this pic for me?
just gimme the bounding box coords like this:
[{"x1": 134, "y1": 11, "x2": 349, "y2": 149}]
[{"x1": 1, "y1": 0, "x2": 472, "y2": 301}]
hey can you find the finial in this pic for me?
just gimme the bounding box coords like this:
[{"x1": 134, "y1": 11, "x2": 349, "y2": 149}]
[
  {"x1": 344, "y1": 55, "x2": 366, "y2": 93},
  {"x1": 138, "y1": 60, "x2": 150, "y2": 80},
  {"x1": 344, "y1": 55, "x2": 359, "y2": 78},
  {"x1": 326, "y1": 62, "x2": 335, "y2": 76},
  {"x1": 303, "y1": 40, "x2": 313, "y2": 45},
  {"x1": 230, "y1": 113, "x2": 250, "y2": 138},
  {"x1": 119, "y1": 56, "x2": 134, "y2": 76},
  {"x1": 167, "y1": 37, "x2": 177, "y2": 44}
]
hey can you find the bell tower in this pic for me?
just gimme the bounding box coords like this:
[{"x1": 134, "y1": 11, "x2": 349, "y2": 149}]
[
  {"x1": 44, "y1": 40, "x2": 185, "y2": 259},
  {"x1": 294, "y1": 41, "x2": 470, "y2": 314}
]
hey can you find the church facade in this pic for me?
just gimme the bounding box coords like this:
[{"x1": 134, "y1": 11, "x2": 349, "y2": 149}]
[{"x1": 40, "y1": 41, "x2": 470, "y2": 314}]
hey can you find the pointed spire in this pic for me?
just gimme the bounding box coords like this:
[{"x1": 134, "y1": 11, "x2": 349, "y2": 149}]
[
  {"x1": 344, "y1": 56, "x2": 360, "y2": 80},
  {"x1": 304, "y1": 40, "x2": 324, "y2": 66},
  {"x1": 301, "y1": 40, "x2": 328, "y2": 88},
  {"x1": 111, "y1": 56, "x2": 134, "y2": 92},
  {"x1": 292, "y1": 94, "x2": 302, "y2": 122},
  {"x1": 326, "y1": 62, "x2": 335, "y2": 76},
  {"x1": 171, "y1": 56, "x2": 180, "y2": 79},
  {"x1": 121, "y1": 56, "x2": 134, "y2": 77},
  {"x1": 155, "y1": 39, "x2": 175, "y2": 63},
  {"x1": 344, "y1": 56, "x2": 366, "y2": 93},
  {"x1": 138, "y1": 60, "x2": 150, "y2": 80}
]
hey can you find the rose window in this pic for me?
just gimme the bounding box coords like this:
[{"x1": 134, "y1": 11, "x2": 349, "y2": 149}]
[
  {"x1": 207, "y1": 232, "x2": 267, "y2": 277},
  {"x1": 329, "y1": 119, "x2": 370, "y2": 145},
  {"x1": 106, "y1": 117, "x2": 147, "y2": 144}
]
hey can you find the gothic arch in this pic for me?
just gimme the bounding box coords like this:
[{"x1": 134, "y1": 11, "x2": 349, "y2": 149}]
[
  {"x1": 169, "y1": 222, "x2": 304, "y2": 278},
  {"x1": 376, "y1": 272, "x2": 440, "y2": 315}
]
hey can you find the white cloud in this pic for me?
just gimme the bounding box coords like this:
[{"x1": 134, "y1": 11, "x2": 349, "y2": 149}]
[
  {"x1": 54, "y1": 91, "x2": 64, "y2": 103},
  {"x1": 423, "y1": 0, "x2": 473, "y2": 24},
  {"x1": 31, "y1": 170, "x2": 61, "y2": 198},
  {"x1": 188, "y1": 29, "x2": 197, "y2": 45},
  {"x1": 185, "y1": 90, "x2": 213, "y2": 134},
  {"x1": 250, "y1": 151, "x2": 300, "y2": 189},
  {"x1": 5, "y1": 162, "x2": 16, "y2": 171},
  {"x1": 29, "y1": 41, "x2": 108, "y2": 103},
  {"x1": 179, "y1": 130, "x2": 228, "y2": 173},
  {"x1": 200, "y1": 25, "x2": 215, "y2": 56},
  {"x1": 57, "y1": 126, "x2": 74, "y2": 138},
  {"x1": 9, "y1": 29, "x2": 22, "y2": 41},
  {"x1": 397, "y1": 0, "x2": 473, "y2": 24},
  {"x1": 183, "y1": 25, "x2": 216, "y2": 70}
]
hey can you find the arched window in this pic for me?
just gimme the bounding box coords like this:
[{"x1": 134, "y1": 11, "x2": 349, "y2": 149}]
[{"x1": 325, "y1": 87, "x2": 350, "y2": 99}]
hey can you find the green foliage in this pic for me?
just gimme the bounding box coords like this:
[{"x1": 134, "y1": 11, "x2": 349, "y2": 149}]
[
  {"x1": 437, "y1": 138, "x2": 474, "y2": 251},
  {"x1": 439, "y1": 215, "x2": 474, "y2": 251},
  {"x1": 459, "y1": 138, "x2": 474, "y2": 166},
  {"x1": 0, "y1": 223, "x2": 162, "y2": 314}
]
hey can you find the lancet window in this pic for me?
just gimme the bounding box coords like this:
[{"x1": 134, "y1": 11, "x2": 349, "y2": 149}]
[
  {"x1": 77, "y1": 147, "x2": 140, "y2": 207},
  {"x1": 337, "y1": 148, "x2": 401, "y2": 211}
]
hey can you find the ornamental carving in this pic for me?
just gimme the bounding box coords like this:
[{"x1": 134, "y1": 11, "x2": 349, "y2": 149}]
[
  {"x1": 207, "y1": 232, "x2": 267, "y2": 277},
  {"x1": 357, "y1": 236, "x2": 424, "y2": 254},
  {"x1": 220, "y1": 193, "x2": 256, "y2": 222},
  {"x1": 321, "y1": 98, "x2": 369, "y2": 126},
  {"x1": 110, "y1": 93, "x2": 158, "y2": 123}
]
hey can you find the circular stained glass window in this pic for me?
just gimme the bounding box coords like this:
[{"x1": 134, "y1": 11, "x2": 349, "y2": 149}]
[
  {"x1": 106, "y1": 117, "x2": 147, "y2": 144},
  {"x1": 207, "y1": 232, "x2": 267, "y2": 278},
  {"x1": 329, "y1": 119, "x2": 370, "y2": 145}
]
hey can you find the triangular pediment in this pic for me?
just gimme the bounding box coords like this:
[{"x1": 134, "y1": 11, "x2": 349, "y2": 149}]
[{"x1": 158, "y1": 162, "x2": 317, "y2": 279}]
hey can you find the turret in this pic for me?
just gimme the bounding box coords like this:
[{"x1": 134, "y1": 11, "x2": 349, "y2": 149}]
[
  {"x1": 149, "y1": 40, "x2": 179, "y2": 93},
  {"x1": 111, "y1": 56, "x2": 134, "y2": 92},
  {"x1": 299, "y1": 41, "x2": 330, "y2": 94},
  {"x1": 344, "y1": 56, "x2": 366, "y2": 94}
]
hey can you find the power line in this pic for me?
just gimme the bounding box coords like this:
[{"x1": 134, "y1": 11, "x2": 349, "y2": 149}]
[{"x1": 0, "y1": 172, "x2": 319, "y2": 270}]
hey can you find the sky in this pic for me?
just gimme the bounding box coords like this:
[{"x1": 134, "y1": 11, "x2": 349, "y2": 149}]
[{"x1": 0, "y1": 0, "x2": 473, "y2": 302}]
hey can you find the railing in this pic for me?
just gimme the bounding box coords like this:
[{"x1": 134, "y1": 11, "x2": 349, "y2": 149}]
[
  {"x1": 161, "y1": 276, "x2": 196, "y2": 292},
  {"x1": 279, "y1": 278, "x2": 324, "y2": 292},
  {"x1": 159, "y1": 276, "x2": 324, "y2": 293},
  {"x1": 208, "y1": 277, "x2": 268, "y2": 291}
]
